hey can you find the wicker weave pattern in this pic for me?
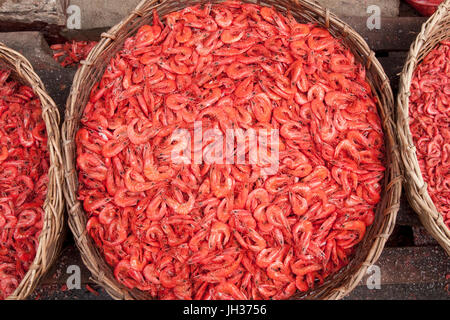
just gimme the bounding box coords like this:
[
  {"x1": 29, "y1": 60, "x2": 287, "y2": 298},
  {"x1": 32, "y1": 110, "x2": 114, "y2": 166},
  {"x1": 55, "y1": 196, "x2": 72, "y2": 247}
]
[
  {"x1": 0, "y1": 42, "x2": 64, "y2": 300},
  {"x1": 63, "y1": 0, "x2": 401, "y2": 300},
  {"x1": 396, "y1": 0, "x2": 450, "y2": 255}
]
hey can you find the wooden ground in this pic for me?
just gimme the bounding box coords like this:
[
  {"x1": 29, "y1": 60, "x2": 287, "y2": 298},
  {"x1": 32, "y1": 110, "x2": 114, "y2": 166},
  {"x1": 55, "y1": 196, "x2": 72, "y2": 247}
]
[{"x1": 0, "y1": 1, "x2": 448, "y2": 300}]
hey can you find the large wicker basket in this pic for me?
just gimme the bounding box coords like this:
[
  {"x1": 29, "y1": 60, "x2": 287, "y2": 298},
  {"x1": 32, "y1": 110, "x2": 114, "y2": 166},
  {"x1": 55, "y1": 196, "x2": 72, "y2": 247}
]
[
  {"x1": 396, "y1": 0, "x2": 450, "y2": 255},
  {"x1": 0, "y1": 42, "x2": 64, "y2": 299},
  {"x1": 63, "y1": 0, "x2": 402, "y2": 300}
]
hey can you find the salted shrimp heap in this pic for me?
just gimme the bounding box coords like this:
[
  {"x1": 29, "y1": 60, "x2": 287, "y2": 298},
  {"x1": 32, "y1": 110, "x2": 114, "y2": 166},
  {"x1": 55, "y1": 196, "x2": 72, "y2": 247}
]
[
  {"x1": 51, "y1": 41, "x2": 98, "y2": 68},
  {"x1": 409, "y1": 40, "x2": 450, "y2": 228},
  {"x1": 0, "y1": 70, "x2": 49, "y2": 299},
  {"x1": 77, "y1": 1, "x2": 385, "y2": 300}
]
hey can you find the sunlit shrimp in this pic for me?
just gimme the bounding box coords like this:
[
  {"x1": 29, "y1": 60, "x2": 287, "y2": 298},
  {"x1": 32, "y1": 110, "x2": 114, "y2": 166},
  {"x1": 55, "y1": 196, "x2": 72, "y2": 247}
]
[{"x1": 164, "y1": 191, "x2": 195, "y2": 215}]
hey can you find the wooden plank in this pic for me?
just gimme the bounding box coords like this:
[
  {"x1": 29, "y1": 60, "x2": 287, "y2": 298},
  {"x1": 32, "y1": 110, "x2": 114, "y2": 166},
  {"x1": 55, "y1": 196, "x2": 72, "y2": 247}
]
[
  {"x1": 0, "y1": 32, "x2": 76, "y2": 115},
  {"x1": 0, "y1": 18, "x2": 445, "y2": 299},
  {"x1": 386, "y1": 225, "x2": 415, "y2": 247},
  {"x1": 33, "y1": 244, "x2": 450, "y2": 300},
  {"x1": 37, "y1": 243, "x2": 449, "y2": 288},
  {"x1": 58, "y1": 16, "x2": 426, "y2": 53},
  {"x1": 31, "y1": 281, "x2": 450, "y2": 300},
  {"x1": 347, "y1": 282, "x2": 449, "y2": 300},
  {"x1": 0, "y1": 32, "x2": 58, "y2": 71},
  {"x1": 396, "y1": 195, "x2": 422, "y2": 226},
  {"x1": 399, "y1": 0, "x2": 422, "y2": 17},
  {"x1": 412, "y1": 226, "x2": 439, "y2": 246},
  {"x1": 38, "y1": 245, "x2": 93, "y2": 285},
  {"x1": 318, "y1": 0, "x2": 400, "y2": 17},
  {"x1": 0, "y1": 0, "x2": 65, "y2": 26},
  {"x1": 68, "y1": 0, "x2": 140, "y2": 29}
]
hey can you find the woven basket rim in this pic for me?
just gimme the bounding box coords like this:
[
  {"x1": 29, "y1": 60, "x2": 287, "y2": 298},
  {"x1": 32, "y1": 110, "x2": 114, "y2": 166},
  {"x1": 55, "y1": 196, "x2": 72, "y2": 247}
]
[
  {"x1": 0, "y1": 41, "x2": 65, "y2": 300},
  {"x1": 396, "y1": 0, "x2": 450, "y2": 255},
  {"x1": 63, "y1": 0, "x2": 401, "y2": 300}
]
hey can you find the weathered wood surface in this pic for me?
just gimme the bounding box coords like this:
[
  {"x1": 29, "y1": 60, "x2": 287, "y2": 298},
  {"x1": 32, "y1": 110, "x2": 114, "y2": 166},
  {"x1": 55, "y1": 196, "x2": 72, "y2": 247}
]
[
  {"x1": 0, "y1": 0, "x2": 65, "y2": 25},
  {"x1": 0, "y1": 4, "x2": 448, "y2": 300},
  {"x1": 0, "y1": 31, "x2": 76, "y2": 116},
  {"x1": 29, "y1": 245, "x2": 449, "y2": 300},
  {"x1": 59, "y1": 16, "x2": 428, "y2": 52}
]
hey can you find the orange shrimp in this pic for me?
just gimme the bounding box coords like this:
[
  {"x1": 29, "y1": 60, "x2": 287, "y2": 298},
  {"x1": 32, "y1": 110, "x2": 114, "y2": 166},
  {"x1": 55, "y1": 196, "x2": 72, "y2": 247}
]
[{"x1": 74, "y1": 2, "x2": 385, "y2": 301}]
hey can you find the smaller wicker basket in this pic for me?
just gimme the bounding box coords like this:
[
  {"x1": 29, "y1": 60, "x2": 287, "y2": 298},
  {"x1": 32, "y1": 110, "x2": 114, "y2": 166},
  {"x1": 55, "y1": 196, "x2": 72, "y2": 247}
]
[
  {"x1": 0, "y1": 42, "x2": 65, "y2": 299},
  {"x1": 396, "y1": 0, "x2": 450, "y2": 255}
]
